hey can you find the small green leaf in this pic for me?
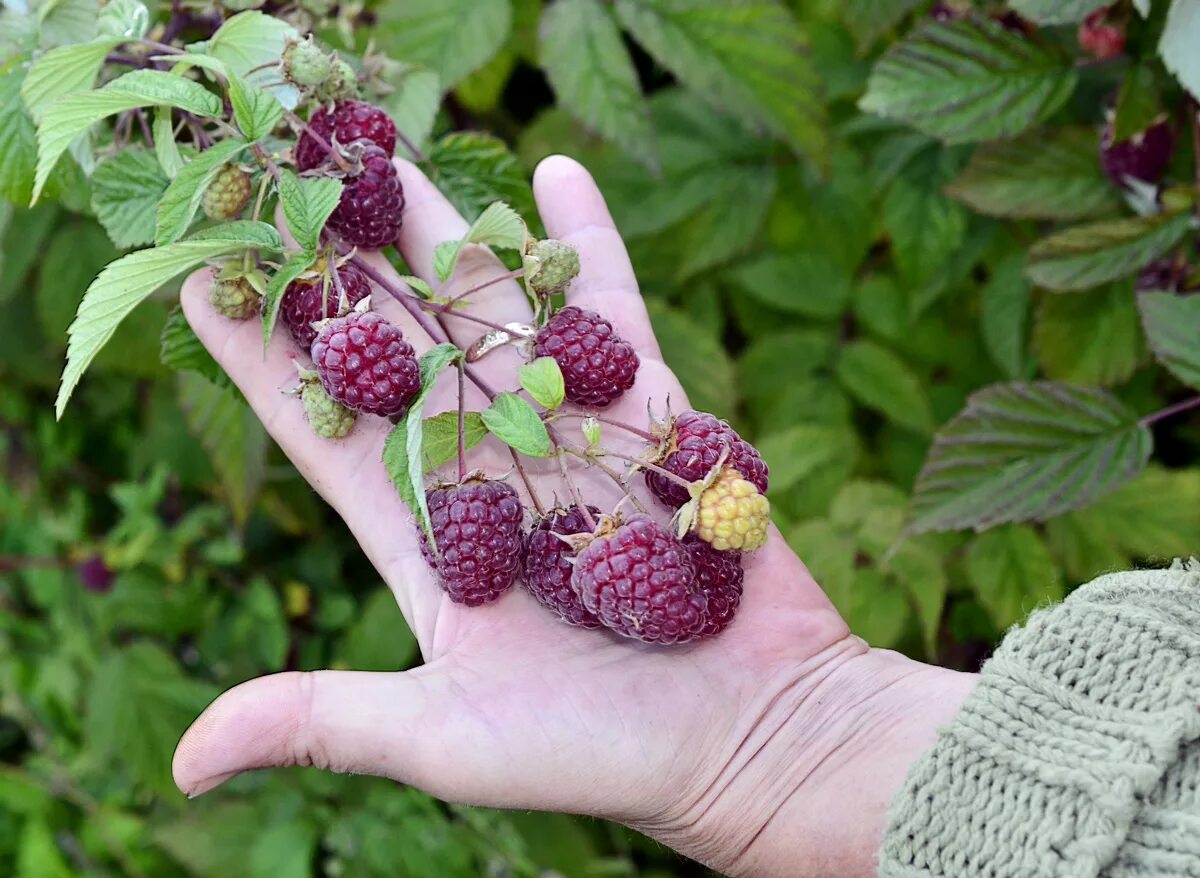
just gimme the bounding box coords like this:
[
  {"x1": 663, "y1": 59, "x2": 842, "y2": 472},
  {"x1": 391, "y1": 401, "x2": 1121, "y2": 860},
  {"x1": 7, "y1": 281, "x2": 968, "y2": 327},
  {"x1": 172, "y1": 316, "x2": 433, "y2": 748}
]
[
  {"x1": 376, "y1": 0, "x2": 511, "y2": 89},
  {"x1": 0, "y1": 61, "x2": 37, "y2": 205},
  {"x1": 883, "y1": 145, "x2": 968, "y2": 287},
  {"x1": 435, "y1": 201, "x2": 525, "y2": 282},
  {"x1": 964, "y1": 524, "x2": 1062, "y2": 629},
  {"x1": 756, "y1": 424, "x2": 856, "y2": 495},
  {"x1": 90, "y1": 147, "x2": 168, "y2": 248},
  {"x1": 581, "y1": 416, "x2": 600, "y2": 448},
  {"x1": 1025, "y1": 212, "x2": 1193, "y2": 292},
  {"x1": 424, "y1": 132, "x2": 536, "y2": 221},
  {"x1": 97, "y1": 0, "x2": 149, "y2": 38},
  {"x1": 420, "y1": 411, "x2": 488, "y2": 471},
  {"x1": 519, "y1": 356, "x2": 565, "y2": 410},
  {"x1": 261, "y1": 252, "x2": 315, "y2": 350},
  {"x1": 160, "y1": 306, "x2": 230, "y2": 389},
  {"x1": 401, "y1": 274, "x2": 435, "y2": 299},
  {"x1": 725, "y1": 251, "x2": 851, "y2": 319},
  {"x1": 1112, "y1": 63, "x2": 1161, "y2": 143},
  {"x1": 154, "y1": 138, "x2": 248, "y2": 246},
  {"x1": 1138, "y1": 291, "x2": 1200, "y2": 391},
  {"x1": 1007, "y1": 0, "x2": 1105, "y2": 24},
  {"x1": 277, "y1": 170, "x2": 342, "y2": 254},
  {"x1": 835, "y1": 340, "x2": 933, "y2": 434},
  {"x1": 433, "y1": 241, "x2": 457, "y2": 283},
  {"x1": 228, "y1": 73, "x2": 283, "y2": 141},
  {"x1": 481, "y1": 392, "x2": 552, "y2": 457}
]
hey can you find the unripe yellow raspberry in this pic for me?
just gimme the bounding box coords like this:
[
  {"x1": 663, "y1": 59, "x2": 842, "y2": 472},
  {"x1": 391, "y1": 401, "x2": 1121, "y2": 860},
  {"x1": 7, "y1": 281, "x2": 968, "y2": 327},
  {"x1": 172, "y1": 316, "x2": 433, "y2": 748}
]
[{"x1": 694, "y1": 467, "x2": 769, "y2": 551}]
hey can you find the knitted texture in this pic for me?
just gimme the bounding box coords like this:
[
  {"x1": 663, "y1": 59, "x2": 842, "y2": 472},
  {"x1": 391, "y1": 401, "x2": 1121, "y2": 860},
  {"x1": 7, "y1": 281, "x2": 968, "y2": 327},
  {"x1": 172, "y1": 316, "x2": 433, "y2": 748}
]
[{"x1": 879, "y1": 561, "x2": 1200, "y2": 878}]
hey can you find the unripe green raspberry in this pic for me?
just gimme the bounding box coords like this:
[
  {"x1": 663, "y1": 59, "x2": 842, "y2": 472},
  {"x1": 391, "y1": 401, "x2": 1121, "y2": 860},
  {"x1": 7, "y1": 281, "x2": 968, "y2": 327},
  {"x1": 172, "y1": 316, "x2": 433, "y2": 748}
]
[
  {"x1": 693, "y1": 467, "x2": 770, "y2": 552},
  {"x1": 315, "y1": 57, "x2": 359, "y2": 103},
  {"x1": 523, "y1": 238, "x2": 580, "y2": 295},
  {"x1": 210, "y1": 276, "x2": 260, "y2": 320},
  {"x1": 281, "y1": 37, "x2": 331, "y2": 89},
  {"x1": 202, "y1": 165, "x2": 252, "y2": 221},
  {"x1": 301, "y1": 379, "x2": 356, "y2": 438}
]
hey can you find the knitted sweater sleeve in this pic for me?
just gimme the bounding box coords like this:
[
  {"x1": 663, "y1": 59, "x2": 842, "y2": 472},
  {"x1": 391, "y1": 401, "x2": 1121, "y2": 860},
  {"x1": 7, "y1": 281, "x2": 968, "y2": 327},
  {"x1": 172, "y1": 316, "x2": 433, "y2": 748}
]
[{"x1": 878, "y1": 561, "x2": 1200, "y2": 878}]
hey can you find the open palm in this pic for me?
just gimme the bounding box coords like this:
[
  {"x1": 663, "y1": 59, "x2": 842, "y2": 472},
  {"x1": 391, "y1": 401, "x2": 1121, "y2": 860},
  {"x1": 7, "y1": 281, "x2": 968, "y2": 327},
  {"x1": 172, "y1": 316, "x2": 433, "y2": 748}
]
[{"x1": 172, "y1": 156, "x2": 974, "y2": 877}]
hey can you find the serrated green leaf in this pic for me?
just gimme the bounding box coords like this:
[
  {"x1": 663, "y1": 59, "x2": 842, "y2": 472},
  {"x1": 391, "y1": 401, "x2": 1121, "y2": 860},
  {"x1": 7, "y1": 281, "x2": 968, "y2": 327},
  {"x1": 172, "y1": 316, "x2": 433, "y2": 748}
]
[
  {"x1": 380, "y1": 64, "x2": 441, "y2": 155},
  {"x1": 402, "y1": 274, "x2": 435, "y2": 299},
  {"x1": 97, "y1": 0, "x2": 149, "y2": 38},
  {"x1": 481, "y1": 391, "x2": 552, "y2": 457},
  {"x1": 887, "y1": 536, "x2": 947, "y2": 657},
  {"x1": 725, "y1": 251, "x2": 851, "y2": 318},
  {"x1": 261, "y1": 251, "x2": 315, "y2": 350},
  {"x1": 228, "y1": 73, "x2": 283, "y2": 141},
  {"x1": 842, "y1": 0, "x2": 925, "y2": 52},
  {"x1": 160, "y1": 306, "x2": 230, "y2": 388},
  {"x1": 1138, "y1": 290, "x2": 1200, "y2": 390},
  {"x1": 1007, "y1": 0, "x2": 1105, "y2": 24},
  {"x1": 155, "y1": 138, "x2": 248, "y2": 246},
  {"x1": 420, "y1": 411, "x2": 489, "y2": 471},
  {"x1": 433, "y1": 241, "x2": 457, "y2": 283},
  {"x1": 20, "y1": 37, "x2": 121, "y2": 120},
  {"x1": 519, "y1": 356, "x2": 565, "y2": 410},
  {"x1": 0, "y1": 61, "x2": 39, "y2": 206},
  {"x1": 540, "y1": 0, "x2": 657, "y2": 169},
  {"x1": 884, "y1": 145, "x2": 967, "y2": 287},
  {"x1": 203, "y1": 11, "x2": 299, "y2": 108},
  {"x1": 859, "y1": 15, "x2": 1076, "y2": 144},
  {"x1": 435, "y1": 200, "x2": 525, "y2": 281},
  {"x1": 835, "y1": 339, "x2": 933, "y2": 434},
  {"x1": 38, "y1": 0, "x2": 100, "y2": 49},
  {"x1": 34, "y1": 69, "x2": 223, "y2": 203},
  {"x1": 425, "y1": 132, "x2": 536, "y2": 222},
  {"x1": 1161, "y1": 0, "x2": 1200, "y2": 100},
  {"x1": 186, "y1": 219, "x2": 282, "y2": 248},
  {"x1": 615, "y1": 0, "x2": 827, "y2": 166},
  {"x1": 646, "y1": 299, "x2": 737, "y2": 416},
  {"x1": 945, "y1": 127, "x2": 1120, "y2": 220},
  {"x1": 376, "y1": 0, "x2": 511, "y2": 89},
  {"x1": 1033, "y1": 283, "x2": 1142, "y2": 386},
  {"x1": 981, "y1": 253, "x2": 1032, "y2": 380},
  {"x1": 278, "y1": 170, "x2": 342, "y2": 254},
  {"x1": 1025, "y1": 212, "x2": 1192, "y2": 292},
  {"x1": 90, "y1": 148, "x2": 168, "y2": 248},
  {"x1": 153, "y1": 105, "x2": 183, "y2": 178},
  {"x1": 908, "y1": 382, "x2": 1152, "y2": 534},
  {"x1": 756, "y1": 424, "x2": 854, "y2": 494},
  {"x1": 964, "y1": 524, "x2": 1062, "y2": 629}
]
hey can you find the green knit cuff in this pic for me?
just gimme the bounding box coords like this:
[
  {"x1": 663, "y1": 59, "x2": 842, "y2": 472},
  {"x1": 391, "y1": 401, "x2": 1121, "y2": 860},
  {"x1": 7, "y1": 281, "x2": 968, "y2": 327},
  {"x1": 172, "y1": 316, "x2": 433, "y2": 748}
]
[{"x1": 878, "y1": 563, "x2": 1200, "y2": 878}]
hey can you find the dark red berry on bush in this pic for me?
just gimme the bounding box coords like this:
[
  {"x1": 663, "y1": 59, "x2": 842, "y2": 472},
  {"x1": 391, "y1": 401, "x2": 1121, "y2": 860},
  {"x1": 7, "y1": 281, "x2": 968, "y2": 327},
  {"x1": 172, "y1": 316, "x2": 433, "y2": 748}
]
[
  {"x1": 326, "y1": 141, "x2": 404, "y2": 250},
  {"x1": 1101, "y1": 119, "x2": 1174, "y2": 189},
  {"x1": 684, "y1": 536, "x2": 743, "y2": 637},
  {"x1": 1078, "y1": 8, "x2": 1124, "y2": 60},
  {"x1": 418, "y1": 480, "x2": 525, "y2": 606},
  {"x1": 525, "y1": 506, "x2": 603, "y2": 628},
  {"x1": 310, "y1": 310, "x2": 419, "y2": 417},
  {"x1": 571, "y1": 515, "x2": 707, "y2": 644},
  {"x1": 77, "y1": 554, "x2": 115, "y2": 594},
  {"x1": 646, "y1": 411, "x2": 769, "y2": 509},
  {"x1": 534, "y1": 306, "x2": 639, "y2": 408},
  {"x1": 281, "y1": 261, "x2": 371, "y2": 348},
  {"x1": 295, "y1": 100, "x2": 398, "y2": 171}
]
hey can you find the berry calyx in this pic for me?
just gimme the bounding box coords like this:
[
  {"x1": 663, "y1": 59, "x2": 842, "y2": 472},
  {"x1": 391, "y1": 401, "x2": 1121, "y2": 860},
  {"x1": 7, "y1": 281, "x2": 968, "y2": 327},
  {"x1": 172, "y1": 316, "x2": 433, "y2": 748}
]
[
  {"x1": 688, "y1": 466, "x2": 770, "y2": 552},
  {"x1": 325, "y1": 141, "x2": 405, "y2": 250},
  {"x1": 418, "y1": 479, "x2": 526, "y2": 606},
  {"x1": 525, "y1": 505, "x2": 604, "y2": 628},
  {"x1": 645, "y1": 410, "x2": 768, "y2": 509},
  {"x1": 209, "y1": 268, "x2": 263, "y2": 320},
  {"x1": 534, "y1": 306, "x2": 639, "y2": 408},
  {"x1": 310, "y1": 310, "x2": 420, "y2": 417},
  {"x1": 281, "y1": 36, "x2": 332, "y2": 89},
  {"x1": 281, "y1": 259, "x2": 371, "y2": 348},
  {"x1": 300, "y1": 376, "x2": 356, "y2": 438},
  {"x1": 571, "y1": 515, "x2": 707, "y2": 644},
  {"x1": 1101, "y1": 117, "x2": 1175, "y2": 188},
  {"x1": 1078, "y1": 8, "x2": 1124, "y2": 60},
  {"x1": 684, "y1": 535, "x2": 743, "y2": 637},
  {"x1": 523, "y1": 238, "x2": 581, "y2": 296},
  {"x1": 202, "y1": 164, "x2": 252, "y2": 221},
  {"x1": 295, "y1": 100, "x2": 398, "y2": 172}
]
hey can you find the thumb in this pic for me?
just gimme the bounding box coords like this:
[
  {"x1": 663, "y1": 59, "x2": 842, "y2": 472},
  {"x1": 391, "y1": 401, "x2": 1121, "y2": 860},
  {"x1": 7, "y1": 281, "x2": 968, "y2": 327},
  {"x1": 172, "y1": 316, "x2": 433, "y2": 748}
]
[{"x1": 172, "y1": 669, "x2": 442, "y2": 798}]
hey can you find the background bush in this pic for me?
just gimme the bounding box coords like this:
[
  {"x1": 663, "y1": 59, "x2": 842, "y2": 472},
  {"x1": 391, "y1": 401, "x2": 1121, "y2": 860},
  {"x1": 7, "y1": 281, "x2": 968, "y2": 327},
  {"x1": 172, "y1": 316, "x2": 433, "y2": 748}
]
[{"x1": 3, "y1": 0, "x2": 1200, "y2": 874}]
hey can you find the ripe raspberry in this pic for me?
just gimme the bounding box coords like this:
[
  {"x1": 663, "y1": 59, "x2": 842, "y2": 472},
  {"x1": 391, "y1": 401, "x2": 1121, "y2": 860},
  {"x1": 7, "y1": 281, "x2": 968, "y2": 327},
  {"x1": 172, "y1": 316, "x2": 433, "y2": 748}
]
[
  {"x1": 210, "y1": 276, "x2": 259, "y2": 319},
  {"x1": 571, "y1": 515, "x2": 707, "y2": 644},
  {"x1": 523, "y1": 238, "x2": 580, "y2": 295},
  {"x1": 418, "y1": 480, "x2": 525, "y2": 606},
  {"x1": 646, "y1": 410, "x2": 768, "y2": 509},
  {"x1": 310, "y1": 310, "x2": 419, "y2": 416},
  {"x1": 202, "y1": 164, "x2": 252, "y2": 221},
  {"x1": 325, "y1": 142, "x2": 404, "y2": 250},
  {"x1": 281, "y1": 261, "x2": 371, "y2": 348},
  {"x1": 525, "y1": 506, "x2": 603, "y2": 628},
  {"x1": 684, "y1": 536, "x2": 743, "y2": 637},
  {"x1": 1101, "y1": 118, "x2": 1174, "y2": 188},
  {"x1": 1078, "y1": 9, "x2": 1124, "y2": 60},
  {"x1": 281, "y1": 36, "x2": 331, "y2": 89},
  {"x1": 295, "y1": 100, "x2": 397, "y2": 171},
  {"x1": 693, "y1": 467, "x2": 770, "y2": 552},
  {"x1": 301, "y1": 379, "x2": 355, "y2": 438},
  {"x1": 77, "y1": 554, "x2": 115, "y2": 594},
  {"x1": 534, "y1": 306, "x2": 639, "y2": 408}
]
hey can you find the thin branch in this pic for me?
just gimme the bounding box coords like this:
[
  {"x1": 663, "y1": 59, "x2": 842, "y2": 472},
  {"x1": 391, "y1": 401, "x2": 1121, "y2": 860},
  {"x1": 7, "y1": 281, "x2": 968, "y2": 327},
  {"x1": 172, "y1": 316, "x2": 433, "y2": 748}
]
[
  {"x1": 553, "y1": 411, "x2": 655, "y2": 442},
  {"x1": 556, "y1": 449, "x2": 596, "y2": 529},
  {"x1": 442, "y1": 268, "x2": 524, "y2": 307},
  {"x1": 395, "y1": 128, "x2": 426, "y2": 163},
  {"x1": 456, "y1": 360, "x2": 467, "y2": 483},
  {"x1": 1139, "y1": 394, "x2": 1200, "y2": 427}
]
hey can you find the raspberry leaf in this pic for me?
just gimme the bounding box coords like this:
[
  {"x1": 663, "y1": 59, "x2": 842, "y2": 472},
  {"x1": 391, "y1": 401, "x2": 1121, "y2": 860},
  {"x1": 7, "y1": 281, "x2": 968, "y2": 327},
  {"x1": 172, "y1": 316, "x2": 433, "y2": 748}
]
[
  {"x1": 581, "y1": 416, "x2": 600, "y2": 448},
  {"x1": 260, "y1": 252, "x2": 316, "y2": 351},
  {"x1": 228, "y1": 74, "x2": 283, "y2": 142},
  {"x1": 201, "y1": 11, "x2": 300, "y2": 108},
  {"x1": 434, "y1": 200, "x2": 525, "y2": 282},
  {"x1": 0, "y1": 61, "x2": 39, "y2": 206},
  {"x1": 963, "y1": 524, "x2": 1062, "y2": 629},
  {"x1": 20, "y1": 38, "x2": 123, "y2": 120},
  {"x1": 725, "y1": 251, "x2": 852, "y2": 319},
  {"x1": 424, "y1": 132, "x2": 535, "y2": 222},
  {"x1": 96, "y1": 0, "x2": 149, "y2": 38},
  {"x1": 278, "y1": 170, "x2": 343, "y2": 255},
  {"x1": 376, "y1": 0, "x2": 511, "y2": 89},
  {"x1": 518, "y1": 356, "x2": 565, "y2": 410},
  {"x1": 154, "y1": 138, "x2": 248, "y2": 246},
  {"x1": 161, "y1": 306, "x2": 232, "y2": 390},
  {"x1": 907, "y1": 382, "x2": 1152, "y2": 534},
  {"x1": 841, "y1": 0, "x2": 925, "y2": 53},
  {"x1": 153, "y1": 106, "x2": 184, "y2": 178},
  {"x1": 979, "y1": 253, "x2": 1033, "y2": 381},
  {"x1": 1007, "y1": 0, "x2": 1106, "y2": 24},
  {"x1": 1033, "y1": 283, "x2": 1141, "y2": 386},
  {"x1": 1138, "y1": 291, "x2": 1200, "y2": 391},
  {"x1": 481, "y1": 392, "x2": 553, "y2": 458},
  {"x1": 380, "y1": 65, "x2": 441, "y2": 155},
  {"x1": 420, "y1": 411, "x2": 488, "y2": 471},
  {"x1": 90, "y1": 148, "x2": 169, "y2": 248},
  {"x1": 401, "y1": 275, "x2": 435, "y2": 299},
  {"x1": 836, "y1": 340, "x2": 934, "y2": 435}
]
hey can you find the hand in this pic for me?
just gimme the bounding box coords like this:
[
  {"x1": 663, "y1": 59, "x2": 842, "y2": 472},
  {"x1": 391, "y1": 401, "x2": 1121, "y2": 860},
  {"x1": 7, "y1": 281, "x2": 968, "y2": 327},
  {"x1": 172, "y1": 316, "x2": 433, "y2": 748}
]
[{"x1": 172, "y1": 155, "x2": 978, "y2": 877}]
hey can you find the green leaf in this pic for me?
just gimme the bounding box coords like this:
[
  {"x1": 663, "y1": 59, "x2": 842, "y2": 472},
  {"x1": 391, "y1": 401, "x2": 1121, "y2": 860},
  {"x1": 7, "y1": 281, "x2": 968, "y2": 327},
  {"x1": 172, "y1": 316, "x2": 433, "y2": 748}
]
[
  {"x1": 228, "y1": 73, "x2": 283, "y2": 141},
  {"x1": 278, "y1": 170, "x2": 342, "y2": 254},
  {"x1": 420, "y1": 411, "x2": 489, "y2": 471},
  {"x1": 883, "y1": 145, "x2": 967, "y2": 287},
  {"x1": 17, "y1": 817, "x2": 72, "y2": 878},
  {"x1": 261, "y1": 251, "x2": 315, "y2": 350},
  {"x1": 964, "y1": 524, "x2": 1062, "y2": 629},
  {"x1": 0, "y1": 61, "x2": 38, "y2": 205},
  {"x1": 38, "y1": 0, "x2": 100, "y2": 49},
  {"x1": 160, "y1": 306, "x2": 230, "y2": 388},
  {"x1": 646, "y1": 299, "x2": 737, "y2": 416},
  {"x1": 249, "y1": 820, "x2": 317, "y2": 878},
  {"x1": 338, "y1": 588, "x2": 419, "y2": 671},
  {"x1": 786, "y1": 518, "x2": 856, "y2": 606},
  {"x1": 96, "y1": 0, "x2": 149, "y2": 38},
  {"x1": 20, "y1": 37, "x2": 121, "y2": 120},
  {"x1": 859, "y1": 15, "x2": 1077, "y2": 144},
  {"x1": 908, "y1": 381, "x2": 1152, "y2": 534},
  {"x1": 616, "y1": 0, "x2": 825, "y2": 166},
  {"x1": 1138, "y1": 290, "x2": 1200, "y2": 391},
  {"x1": 981, "y1": 252, "x2": 1032, "y2": 380},
  {"x1": 1025, "y1": 212, "x2": 1193, "y2": 292},
  {"x1": 381, "y1": 64, "x2": 441, "y2": 155},
  {"x1": 1112, "y1": 63, "x2": 1161, "y2": 144},
  {"x1": 34, "y1": 69, "x2": 223, "y2": 203},
  {"x1": 725, "y1": 251, "x2": 851, "y2": 318},
  {"x1": 481, "y1": 391, "x2": 552, "y2": 457},
  {"x1": 887, "y1": 537, "x2": 947, "y2": 657},
  {"x1": 539, "y1": 0, "x2": 656, "y2": 169},
  {"x1": 55, "y1": 221, "x2": 280, "y2": 417},
  {"x1": 153, "y1": 105, "x2": 183, "y2": 177},
  {"x1": 177, "y1": 372, "x2": 267, "y2": 522},
  {"x1": 1007, "y1": 0, "x2": 1105, "y2": 24},
  {"x1": 945, "y1": 127, "x2": 1120, "y2": 220},
  {"x1": 519, "y1": 356, "x2": 565, "y2": 410},
  {"x1": 402, "y1": 274, "x2": 436, "y2": 299},
  {"x1": 90, "y1": 148, "x2": 168, "y2": 248},
  {"x1": 434, "y1": 200, "x2": 525, "y2": 281},
  {"x1": 1033, "y1": 283, "x2": 1141, "y2": 387},
  {"x1": 841, "y1": 0, "x2": 925, "y2": 52},
  {"x1": 154, "y1": 138, "x2": 248, "y2": 246},
  {"x1": 756, "y1": 424, "x2": 855, "y2": 495},
  {"x1": 1161, "y1": 0, "x2": 1200, "y2": 100},
  {"x1": 835, "y1": 339, "x2": 933, "y2": 434},
  {"x1": 425, "y1": 132, "x2": 536, "y2": 222},
  {"x1": 203, "y1": 11, "x2": 300, "y2": 107},
  {"x1": 377, "y1": 0, "x2": 511, "y2": 89}
]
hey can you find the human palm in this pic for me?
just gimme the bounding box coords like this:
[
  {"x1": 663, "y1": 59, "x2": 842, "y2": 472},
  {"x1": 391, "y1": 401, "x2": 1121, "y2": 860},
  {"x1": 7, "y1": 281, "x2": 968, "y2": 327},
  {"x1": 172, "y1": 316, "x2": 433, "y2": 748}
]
[{"x1": 173, "y1": 156, "x2": 976, "y2": 877}]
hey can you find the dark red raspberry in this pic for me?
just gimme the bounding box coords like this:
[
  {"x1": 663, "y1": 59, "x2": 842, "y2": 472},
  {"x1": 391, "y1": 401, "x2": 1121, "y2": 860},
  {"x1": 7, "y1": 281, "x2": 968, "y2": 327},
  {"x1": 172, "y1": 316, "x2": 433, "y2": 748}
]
[
  {"x1": 1078, "y1": 8, "x2": 1124, "y2": 60},
  {"x1": 326, "y1": 142, "x2": 404, "y2": 250},
  {"x1": 310, "y1": 310, "x2": 419, "y2": 417},
  {"x1": 525, "y1": 506, "x2": 603, "y2": 628},
  {"x1": 281, "y1": 261, "x2": 371, "y2": 348},
  {"x1": 295, "y1": 100, "x2": 397, "y2": 171},
  {"x1": 646, "y1": 411, "x2": 769, "y2": 509},
  {"x1": 534, "y1": 306, "x2": 639, "y2": 408},
  {"x1": 1101, "y1": 119, "x2": 1174, "y2": 189},
  {"x1": 77, "y1": 554, "x2": 115, "y2": 594},
  {"x1": 418, "y1": 480, "x2": 525, "y2": 606},
  {"x1": 684, "y1": 536, "x2": 743, "y2": 637},
  {"x1": 571, "y1": 515, "x2": 707, "y2": 644}
]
